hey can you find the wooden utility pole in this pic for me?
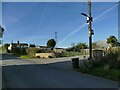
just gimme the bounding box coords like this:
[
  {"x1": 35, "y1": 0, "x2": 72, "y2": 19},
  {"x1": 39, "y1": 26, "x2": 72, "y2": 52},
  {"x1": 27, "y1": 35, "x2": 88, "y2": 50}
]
[
  {"x1": 81, "y1": 0, "x2": 94, "y2": 59},
  {"x1": 88, "y1": 0, "x2": 93, "y2": 60}
]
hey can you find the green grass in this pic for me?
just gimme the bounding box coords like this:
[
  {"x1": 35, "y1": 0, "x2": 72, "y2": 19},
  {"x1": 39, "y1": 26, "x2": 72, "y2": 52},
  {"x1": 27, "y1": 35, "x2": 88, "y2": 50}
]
[
  {"x1": 20, "y1": 55, "x2": 31, "y2": 59},
  {"x1": 82, "y1": 66, "x2": 120, "y2": 81},
  {"x1": 19, "y1": 55, "x2": 37, "y2": 59}
]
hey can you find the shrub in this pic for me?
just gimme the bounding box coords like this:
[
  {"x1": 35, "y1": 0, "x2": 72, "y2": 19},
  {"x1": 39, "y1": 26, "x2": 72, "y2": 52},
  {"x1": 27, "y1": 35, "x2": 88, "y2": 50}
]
[
  {"x1": 20, "y1": 48, "x2": 27, "y2": 55},
  {"x1": 26, "y1": 47, "x2": 40, "y2": 57},
  {"x1": 90, "y1": 60, "x2": 102, "y2": 67},
  {"x1": 10, "y1": 47, "x2": 27, "y2": 56},
  {"x1": 101, "y1": 47, "x2": 120, "y2": 69},
  {"x1": 60, "y1": 51, "x2": 81, "y2": 57},
  {"x1": 79, "y1": 60, "x2": 93, "y2": 73},
  {"x1": 104, "y1": 64, "x2": 110, "y2": 72}
]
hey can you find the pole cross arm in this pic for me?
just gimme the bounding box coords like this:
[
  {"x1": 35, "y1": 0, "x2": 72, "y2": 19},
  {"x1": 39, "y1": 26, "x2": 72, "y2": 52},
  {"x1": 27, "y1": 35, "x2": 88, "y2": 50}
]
[
  {"x1": 81, "y1": 13, "x2": 88, "y2": 17},
  {"x1": 87, "y1": 17, "x2": 93, "y2": 23}
]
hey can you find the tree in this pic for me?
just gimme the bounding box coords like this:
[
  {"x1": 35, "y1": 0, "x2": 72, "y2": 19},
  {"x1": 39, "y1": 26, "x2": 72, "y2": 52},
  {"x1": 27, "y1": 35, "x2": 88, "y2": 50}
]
[
  {"x1": 47, "y1": 39, "x2": 56, "y2": 50},
  {"x1": 3, "y1": 43, "x2": 9, "y2": 52},
  {"x1": 76, "y1": 42, "x2": 88, "y2": 49},
  {"x1": 29, "y1": 44, "x2": 36, "y2": 47},
  {"x1": 92, "y1": 42, "x2": 99, "y2": 49},
  {"x1": 107, "y1": 35, "x2": 118, "y2": 47},
  {"x1": 0, "y1": 25, "x2": 5, "y2": 38},
  {"x1": 70, "y1": 42, "x2": 88, "y2": 52}
]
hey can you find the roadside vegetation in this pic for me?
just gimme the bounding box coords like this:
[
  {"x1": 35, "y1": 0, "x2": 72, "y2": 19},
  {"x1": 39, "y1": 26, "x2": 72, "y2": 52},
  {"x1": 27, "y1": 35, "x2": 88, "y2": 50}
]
[
  {"x1": 60, "y1": 51, "x2": 88, "y2": 57},
  {"x1": 78, "y1": 48, "x2": 120, "y2": 81},
  {"x1": 60, "y1": 42, "x2": 89, "y2": 57},
  {"x1": 0, "y1": 43, "x2": 9, "y2": 53},
  {"x1": 78, "y1": 36, "x2": 120, "y2": 81},
  {"x1": 2, "y1": 40, "x2": 89, "y2": 59}
]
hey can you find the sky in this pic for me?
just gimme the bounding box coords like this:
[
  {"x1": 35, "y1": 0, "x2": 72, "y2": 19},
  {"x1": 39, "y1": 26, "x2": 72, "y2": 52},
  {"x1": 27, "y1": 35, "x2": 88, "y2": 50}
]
[{"x1": 2, "y1": 2, "x2": 118, "y2": 48}]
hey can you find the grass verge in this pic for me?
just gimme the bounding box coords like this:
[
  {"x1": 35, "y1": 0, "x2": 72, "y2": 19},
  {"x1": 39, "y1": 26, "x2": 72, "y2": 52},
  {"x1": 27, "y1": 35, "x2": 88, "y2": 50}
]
[
  {"x1": 78, "y1": 66, "x2": 120, "y2": 81},
  {"x1": 19, "y1": 55, "x2": 37, "y2": 59}
]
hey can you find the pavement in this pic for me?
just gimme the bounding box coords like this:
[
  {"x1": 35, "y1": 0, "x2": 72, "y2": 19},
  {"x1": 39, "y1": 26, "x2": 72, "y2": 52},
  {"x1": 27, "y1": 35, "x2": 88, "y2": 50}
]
[{"x1": 1, "y1": 53, "x2": 119, "y2": 88}]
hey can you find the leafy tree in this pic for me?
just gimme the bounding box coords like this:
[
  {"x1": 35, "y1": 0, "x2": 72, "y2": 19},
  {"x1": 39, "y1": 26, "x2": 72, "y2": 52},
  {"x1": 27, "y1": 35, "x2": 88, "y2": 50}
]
[
  {"x1": 29, "y1": 44, "x2": 36, "y2": 47},
  {"x1": 47, "y1": 39, "x2": 56, "y2": 50},
  {"x1": 3, "y1": 43, "x2": 9, "y2": 52},
  {"x1": 70, "y1": 42, "x2": 88, "y2": 52},
  {"x1": 76, "y1": 42, "x2": 88, "y2": 49},
  {"x1": 107, "y1": 35, "x2": 118, "y2": 47},
  {"x1": 4, "y1": 43, "x2": 9, "y2": 49},
  {"x1": 92, "y1": 42, "x2": 99, "y2": 49},
  {"x1": 0, "y1": 26, "x2": 5, "y2": 38}
]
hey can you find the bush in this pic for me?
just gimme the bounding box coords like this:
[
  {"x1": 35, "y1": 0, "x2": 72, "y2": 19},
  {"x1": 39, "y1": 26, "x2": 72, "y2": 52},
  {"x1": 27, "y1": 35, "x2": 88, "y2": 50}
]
[
  {"x1": 78, "y1": 47, "x2": 120, "y2": 81},
  {"x1": 79, "y1": 60, "x2": 93, "y2": 73},
  {"x1": 26, "y1": 47, "x2": 40, "y2": 57},
  {"x1": 10, "y1": 47, "x2": 27, "y2": 56},
  {"x1": 61, "y1": 51, "x2": 81, "y2": 57},
  {"x1": 100, "y1": 47, "x2": 120, "y2": 69}
]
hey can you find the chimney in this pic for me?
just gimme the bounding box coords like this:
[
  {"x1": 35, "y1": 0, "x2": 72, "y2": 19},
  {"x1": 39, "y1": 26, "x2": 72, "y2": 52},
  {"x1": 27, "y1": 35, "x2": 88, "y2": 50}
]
[{"x1": 17, "y1": 41, "x2": 19, "y2": 45}]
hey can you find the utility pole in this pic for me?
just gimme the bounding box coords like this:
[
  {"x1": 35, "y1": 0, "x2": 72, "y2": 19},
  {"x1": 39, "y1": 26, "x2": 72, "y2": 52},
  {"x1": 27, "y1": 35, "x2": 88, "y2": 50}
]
[
  {"x1": 88, "y1": 0, "x2": 93, "y2": 60},
  {"x1": 81, "y1": 0, "x2": 94, "y2": 60},
  {"x1": 55, "y1": 32, "x2": 57, "y2": 48}
]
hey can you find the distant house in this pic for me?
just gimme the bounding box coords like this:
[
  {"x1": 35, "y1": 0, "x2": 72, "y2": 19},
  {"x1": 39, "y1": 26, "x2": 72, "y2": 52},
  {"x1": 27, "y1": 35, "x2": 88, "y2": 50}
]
[
  {"x1": 54, "y1": 48, "x2": 66, "y2": 53},
  {"x1": 8, "y1": 41, "x2": 28, "y2": 51},
  {"x1": 117, "y1": 42, "x2": 120, "y2": 46},
  {"x1": 39, "y1": 46, "x2": 47, "y2": 49},
  {"x1": 37, "y1": 46, "x2": 52, "y2": 50}
]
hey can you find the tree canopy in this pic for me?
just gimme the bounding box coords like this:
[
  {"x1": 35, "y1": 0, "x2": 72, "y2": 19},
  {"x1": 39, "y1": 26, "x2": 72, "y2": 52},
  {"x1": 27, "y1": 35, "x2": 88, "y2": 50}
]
[
  {"x1": 0, "y1": 25, "x2": 5, "y2": 38},
  {"x1": 92, "y1": 42, "x2": 100, "y2": 49},
  {"x1": 75, "y1": 42, "x2": 88, "y2": 49},
  {"x1": 107, "y1": 35, "x2": 118, "y2": 47},
  {"x1": 69, "y1": 42, "x2": 88, "y2": 52},
  {"x1": 47, "y1": 39, "x2": 56, "y2": 50}
]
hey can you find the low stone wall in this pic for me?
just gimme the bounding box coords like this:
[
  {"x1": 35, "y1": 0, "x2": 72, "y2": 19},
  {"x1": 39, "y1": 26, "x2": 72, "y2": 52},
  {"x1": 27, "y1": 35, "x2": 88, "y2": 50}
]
[
  {"x1": 35, "y1": 53, "x2": 55, "y2": 58},
  {"x1": 93, "y1": 50, "x2": 104, "y2": 59}
]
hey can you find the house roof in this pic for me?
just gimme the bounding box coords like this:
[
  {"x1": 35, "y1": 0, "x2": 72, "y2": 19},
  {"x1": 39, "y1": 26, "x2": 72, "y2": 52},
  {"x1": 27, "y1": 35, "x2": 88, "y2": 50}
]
[
  {"x1": 11, "y1": 43, "x2": 28, "y2": 46},
  {"x1": 39, "y1": 46, "x2": 47, "y2": 48},
  {"x1": 11, "y1": 43, "x2": 17, "y2": 45},
  {"x1": 20, "y1": 44, "x2": 28, "y2": 46}
]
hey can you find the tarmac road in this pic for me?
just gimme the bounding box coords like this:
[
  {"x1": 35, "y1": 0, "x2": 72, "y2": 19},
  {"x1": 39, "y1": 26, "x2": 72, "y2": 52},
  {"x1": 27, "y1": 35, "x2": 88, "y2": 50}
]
[{"x1": 1, "y1": 53, "x2": 119, "y2": 88}]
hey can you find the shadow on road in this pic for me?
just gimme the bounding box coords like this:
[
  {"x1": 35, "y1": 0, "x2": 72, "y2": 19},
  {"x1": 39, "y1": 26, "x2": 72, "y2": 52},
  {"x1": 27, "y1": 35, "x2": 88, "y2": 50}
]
[
  {"x1": 2, "y1": 62, "x2": 74, "y2": 88},
  {"x1": 2, "y1": 53, "x2": 119, "y2": 88},
  {"x1": 1, "y1": 53, "x2": 19, "y2": 60},
  {"x1": 2, "y1": 62, "x2": 118, "y2": 88}
]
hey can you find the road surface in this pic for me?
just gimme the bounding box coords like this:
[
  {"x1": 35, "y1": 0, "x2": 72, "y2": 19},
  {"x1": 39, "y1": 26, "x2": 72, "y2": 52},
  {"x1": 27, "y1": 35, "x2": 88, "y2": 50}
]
[{"x1": 1, "y1": 53, "x2": 119, "y2": 88}]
